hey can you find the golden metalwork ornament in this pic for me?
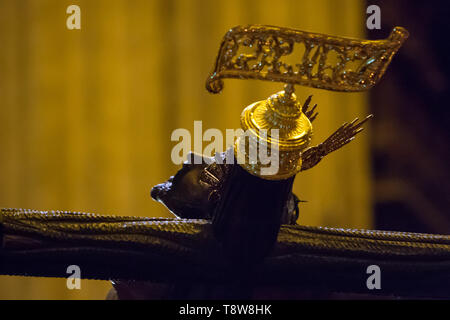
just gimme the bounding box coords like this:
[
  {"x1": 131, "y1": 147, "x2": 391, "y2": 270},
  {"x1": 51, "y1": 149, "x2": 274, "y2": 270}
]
[
  {"x1": 207, "y1": 25, "x2": 408, "y2": 180},
  {"x1": 235, "y1": 85, "x2": 313, "y2": 180},
  {"x1": 206, "y1": 25, "x2": 409, "y2": 93}
]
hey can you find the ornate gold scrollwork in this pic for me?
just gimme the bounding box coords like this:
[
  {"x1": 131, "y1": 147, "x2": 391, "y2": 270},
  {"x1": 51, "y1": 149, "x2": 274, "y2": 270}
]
[{"x1": 206, "y1": 25, "x2": 409, "y2": 93}]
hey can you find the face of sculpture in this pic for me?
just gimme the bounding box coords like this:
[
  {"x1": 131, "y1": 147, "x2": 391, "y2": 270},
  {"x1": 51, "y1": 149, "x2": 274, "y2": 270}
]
[
  {"x1": 151, "y1": 152, "x2": 225, "y2": 219},
  {"x1": 151, "y1": 151, "x2": 300, "y2": 224}
]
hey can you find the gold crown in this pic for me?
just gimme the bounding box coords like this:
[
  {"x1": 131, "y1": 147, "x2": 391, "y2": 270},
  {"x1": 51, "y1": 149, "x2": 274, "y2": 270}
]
[{"x1": 235, "y1": 85, "x2": 313, "y2": 180}]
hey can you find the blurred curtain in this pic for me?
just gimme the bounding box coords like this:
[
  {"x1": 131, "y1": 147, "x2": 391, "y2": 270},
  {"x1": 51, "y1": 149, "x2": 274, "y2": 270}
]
[
  {"x1": 0, "y1": 0, "x2": 370, "y2": 299},
  {"x1": 367, "y1": 0, "x2": 450, "y2": 234}
]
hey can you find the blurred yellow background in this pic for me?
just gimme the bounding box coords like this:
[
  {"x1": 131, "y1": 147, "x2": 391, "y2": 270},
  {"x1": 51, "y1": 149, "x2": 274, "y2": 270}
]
[{"x1": 0, "y1": 0, "x2": 370, "y2": 299}]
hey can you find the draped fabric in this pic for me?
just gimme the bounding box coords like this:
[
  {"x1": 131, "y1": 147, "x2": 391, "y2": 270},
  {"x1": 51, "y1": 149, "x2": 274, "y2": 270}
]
[{"x1": 0, "y1": 0, "x2": 370, "y2": 299}]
